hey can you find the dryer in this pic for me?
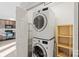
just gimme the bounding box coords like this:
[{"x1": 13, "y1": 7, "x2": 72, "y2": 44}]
[
  {"x1": 32, "y1": 7, "x2": 56, "y2": 40},
  {"x1": 32, "y1": 38, "x2": 54, "y2": 57}
]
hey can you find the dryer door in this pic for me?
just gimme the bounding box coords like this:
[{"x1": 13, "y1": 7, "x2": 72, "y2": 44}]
[
  {"x1": 33, "y1": 13, "x2": 47, "y2": 32},
  {"x1": 33, "y1": 43, "x2": 47, "y2": 57}
]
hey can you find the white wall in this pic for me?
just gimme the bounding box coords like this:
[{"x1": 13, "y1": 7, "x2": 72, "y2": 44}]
[
  {"x1": 50, "y1": 3, "x2": 74, "y2": 25},
  {"x1": 73, "y1": 3, "x2": 78, "y2": 57},
  {"x1": 16, "y1": 6, "x2": 28, "y2": 57},
  {"x1": 0, "y1": 2, "x2": 20, "y2": 19}
]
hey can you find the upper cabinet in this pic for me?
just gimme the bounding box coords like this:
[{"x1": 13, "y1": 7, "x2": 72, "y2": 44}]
[
  {"x1": 5, "y1": 20, "x2": 10, "y2": 25},
  {"x1": 0, "y1": 19, "x2": 16, "y2": 28}
]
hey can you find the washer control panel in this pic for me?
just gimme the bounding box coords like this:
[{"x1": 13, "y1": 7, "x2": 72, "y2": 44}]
[{"x1": 42, "y1": 41, "x2": 48, "y2": 44}]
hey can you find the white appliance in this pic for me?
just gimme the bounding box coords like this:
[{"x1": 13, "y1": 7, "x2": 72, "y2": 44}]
[
  {"x1": 32, "y1": 38, "x2": 54, "y2": 57},
  {"x1": 33, "y1": 7, "x2": 56, "y2": 40}
]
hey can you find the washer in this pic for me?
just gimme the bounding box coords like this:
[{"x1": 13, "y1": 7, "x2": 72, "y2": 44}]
[
  {"x1": 32, "y1": 38, "x2": 54, "y2": 57},
  {"x1": 33, "y1": 7, "x2": 56, "y2": 39}
]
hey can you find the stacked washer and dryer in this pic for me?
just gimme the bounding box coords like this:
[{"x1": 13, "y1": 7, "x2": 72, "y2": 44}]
[{"x1": 32, "y1": 7, "x2": 56, "y2": 57}]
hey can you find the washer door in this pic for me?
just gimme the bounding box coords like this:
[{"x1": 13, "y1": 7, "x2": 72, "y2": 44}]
[
  {"x1": 33, "y1": 14, "x2": 47, "y2": 32},
  {"x1": 33, "y1": 43, "x2": 47, "y2": 57}
]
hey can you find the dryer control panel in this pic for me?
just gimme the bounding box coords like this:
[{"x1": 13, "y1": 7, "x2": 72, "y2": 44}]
[
  {"x1": 42, "y1": 41, "x2": 48, "y2": 44},
  {"x1": 42, "y1": 7, "x2": 48, "y2": 11}
]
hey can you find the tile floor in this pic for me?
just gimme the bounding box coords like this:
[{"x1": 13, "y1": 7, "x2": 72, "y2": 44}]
[{"x1": 0, "y1": 39, "x2": 16, "y2": 57}]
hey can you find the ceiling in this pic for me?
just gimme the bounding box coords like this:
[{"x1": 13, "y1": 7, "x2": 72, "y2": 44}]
[{"x1": 19, "y1": 2, "x2": 43, "y2": 10}]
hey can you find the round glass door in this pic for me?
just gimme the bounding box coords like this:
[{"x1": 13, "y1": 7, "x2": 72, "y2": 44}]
[
  {"x1": 33, "y1": 14, "x2": 47, "y2": 32},
  {"x1": 33, "y1": 44, "x2": 47, "y2": 57}
]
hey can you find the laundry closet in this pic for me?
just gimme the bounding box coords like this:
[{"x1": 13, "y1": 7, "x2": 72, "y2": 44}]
[{"x1": 16, "y1": 2, "x2": 78, "y2": 57}]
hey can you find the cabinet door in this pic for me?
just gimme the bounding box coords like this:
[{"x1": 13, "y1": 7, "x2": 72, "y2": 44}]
[
  {"x1": 5, "y1": 20, "x2": 10, "y2": 25},
  {"x1": 9, "y1": 21, "x2": 13, "y2": 25},
  {"x1": 0, "y1": 20, "x2": 5, "y2": 28},
  {"x1": 13, "y1": 21, "x2": 16, "y2": 25}
]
